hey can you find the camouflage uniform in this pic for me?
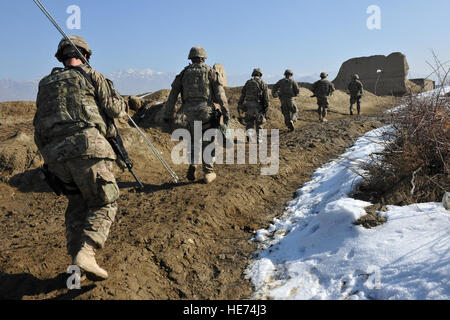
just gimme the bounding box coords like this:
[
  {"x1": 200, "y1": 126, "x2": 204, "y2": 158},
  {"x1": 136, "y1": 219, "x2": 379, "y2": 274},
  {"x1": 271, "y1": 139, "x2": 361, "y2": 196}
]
[
  {"x1": 165, "y1": 53, "x2": 229, "y2": 175},
  {"x1": 238, "y1": 71, "x2": 269, "y2": 139},
  {"x1": 348, "y1": 77, "x2": 364, "y2": 115},
  {"x1": 312, "y1": 74, "x2": 335, "y2": 122},
  {"x1": 33, "y1": 63, "x2": 127, "y2": 258},
  {"x1": 273, "y1": 73, "x2": 300, "y2": 130}
]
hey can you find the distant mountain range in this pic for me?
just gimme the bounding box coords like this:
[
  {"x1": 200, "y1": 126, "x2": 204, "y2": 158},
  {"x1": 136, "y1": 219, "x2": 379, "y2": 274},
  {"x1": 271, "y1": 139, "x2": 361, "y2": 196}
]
[
  {"x1": 0, "y1": 78, "x2": 39, "y2": 102},
  {"x1": 1, "y1": 68, "x2": 428, "y2": 102}
]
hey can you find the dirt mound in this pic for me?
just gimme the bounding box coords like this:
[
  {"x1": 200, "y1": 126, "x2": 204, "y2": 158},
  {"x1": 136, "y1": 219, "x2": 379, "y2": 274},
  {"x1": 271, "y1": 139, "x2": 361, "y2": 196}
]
[
  {"x1": 136, "y1": 85, "x2": 396, "y2": 133},
  {"x1": 0, "y1": 90, "x2": 396, "y2": 300},
  {"x1": 0, "y1": 132, "x2": 41, "y2": 181}
]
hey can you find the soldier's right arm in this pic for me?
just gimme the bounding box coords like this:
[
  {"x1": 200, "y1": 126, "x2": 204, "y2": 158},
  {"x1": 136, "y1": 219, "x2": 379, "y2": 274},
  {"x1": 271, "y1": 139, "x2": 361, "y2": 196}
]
[
  {"x1": 292, "y1": 80, "x2": 300, "y2": 96},
  {"x1": 262, "y1": 82, "x2": 270, "y2": 110},
  {"x1": 329, "y1": 81, "x2": 336, "y2": 95},
  {"x1": 165, "y1": 74, "x2": 183, "y2": 119},
  {"x1": 210, "y1": 68, "x2": 230, "y2": 122}
]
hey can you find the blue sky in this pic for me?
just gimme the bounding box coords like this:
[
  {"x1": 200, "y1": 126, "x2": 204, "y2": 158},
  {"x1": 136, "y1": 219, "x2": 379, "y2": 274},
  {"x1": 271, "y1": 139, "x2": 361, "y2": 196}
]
[{"x1": 1, "y1": 0, "x2": 450, "y2": 83}]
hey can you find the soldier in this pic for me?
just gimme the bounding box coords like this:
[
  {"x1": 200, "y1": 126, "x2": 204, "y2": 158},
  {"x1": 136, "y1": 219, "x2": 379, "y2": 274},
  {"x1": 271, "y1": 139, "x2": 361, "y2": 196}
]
[
  {"x1": 237, "y1": 68, "x2": 270, "y2": 142},
  {"x1": 272, "y1": 69, "x2": 300, "y2": 131},
  {"x1": 348, "y1": 74, "x2": 364, "y2": 115},
  {"x1": 164, "y1": 46, "x2": 230, "y2": 184},
  {"x1": 33, "y1": 36, "x2": 128, "y2": 281},
  {"x1": 312, "y1": 72, "x2": 335, "y2": 123}
]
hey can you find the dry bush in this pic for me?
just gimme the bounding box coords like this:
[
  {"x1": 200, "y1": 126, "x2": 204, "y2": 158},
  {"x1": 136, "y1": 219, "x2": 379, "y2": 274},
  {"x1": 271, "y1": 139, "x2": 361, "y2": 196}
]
[{"x1": 355, "y1": 55, "x2": 449, "y2": 205}]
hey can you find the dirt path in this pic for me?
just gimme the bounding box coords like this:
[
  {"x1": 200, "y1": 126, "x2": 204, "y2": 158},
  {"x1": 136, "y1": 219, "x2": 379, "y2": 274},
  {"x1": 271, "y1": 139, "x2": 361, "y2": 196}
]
[{"x1": 0, "y1": 92, "x2": 395, "y2": 300}]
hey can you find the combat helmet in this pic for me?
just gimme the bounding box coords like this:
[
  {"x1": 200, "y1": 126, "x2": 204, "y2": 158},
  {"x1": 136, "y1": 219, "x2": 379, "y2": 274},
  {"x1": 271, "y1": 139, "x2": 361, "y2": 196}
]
[
  {"x1": 188, "y1": 46, "x2": 207, "y2": 60},
  {"x1": 352, "y1": 74, "x2": 360, "y2": 80},
  {"x1": 320, "y1": 72, "x2": 328, "y2": 79},
  {"x1": 252, "y1": 68, "x2": 262, "y2": 77},
  {"x1": 55, "y1": 35, "x2": 92, "y2": 62},
  {"x1": 284, "y1": 69, "x2": 294, "y2": 77}
]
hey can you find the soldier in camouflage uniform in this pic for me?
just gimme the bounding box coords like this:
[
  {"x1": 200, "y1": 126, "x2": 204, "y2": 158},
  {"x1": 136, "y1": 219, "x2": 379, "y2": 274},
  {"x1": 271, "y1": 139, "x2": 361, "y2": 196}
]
[
  {"x1": 165, "y1": 46, "x2": 229, "y2": 184},
  {"x1": 237, "y1": 68, "x2": 269, "y2": 142},
  {"x1": 312, "y1": 72, "x2": 335, "y2": 123},
  {"x1": 33, "y1": 36, "x2": 127, "y2": 281},
  {"x1": 272, "y1": 70, "x2": 300, "y2": 131},
  {"x1": 348, "y1": 74, "x2": 364, "y2": 115}
]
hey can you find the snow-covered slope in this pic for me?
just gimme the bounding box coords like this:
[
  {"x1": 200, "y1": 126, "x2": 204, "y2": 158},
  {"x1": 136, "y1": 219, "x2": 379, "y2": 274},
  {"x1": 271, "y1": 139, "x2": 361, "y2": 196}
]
[{"x1": 246, "y1": 126, "x2": 449, "y2": 300}]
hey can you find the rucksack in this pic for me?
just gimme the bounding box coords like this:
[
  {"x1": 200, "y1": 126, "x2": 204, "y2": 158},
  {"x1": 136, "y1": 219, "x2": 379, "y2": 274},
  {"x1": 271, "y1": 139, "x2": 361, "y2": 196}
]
[{"x1": 181, "y1": 64, "x2": 211, "y2": 102}]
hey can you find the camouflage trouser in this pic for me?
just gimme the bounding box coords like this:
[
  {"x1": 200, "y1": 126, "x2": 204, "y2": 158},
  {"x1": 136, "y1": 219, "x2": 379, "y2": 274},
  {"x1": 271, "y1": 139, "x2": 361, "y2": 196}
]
[
  {"x1": 48, "y1": 158, "x2": 119, "y2": 257},
  {"x1": 280, "y1": 97, "x2": 298, "y2": 127},
  {"x1": 350, "y1": 95, "x2": 361, "y2": 114},
  {"x1": 316, "y1": 96, "x2": 329, "y2": 119},
  {"x1": 184, "y1": 101, "x2": 216, "y2": 174},
  {"x1": 244, "y1": 101, "x2": 265, "y2": 139}
]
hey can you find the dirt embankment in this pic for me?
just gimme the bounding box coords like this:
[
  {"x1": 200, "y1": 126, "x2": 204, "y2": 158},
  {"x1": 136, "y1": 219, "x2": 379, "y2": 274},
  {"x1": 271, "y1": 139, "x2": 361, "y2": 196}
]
[{"x1": 0, "y1": 88, "x2": 396, "y2": 300}]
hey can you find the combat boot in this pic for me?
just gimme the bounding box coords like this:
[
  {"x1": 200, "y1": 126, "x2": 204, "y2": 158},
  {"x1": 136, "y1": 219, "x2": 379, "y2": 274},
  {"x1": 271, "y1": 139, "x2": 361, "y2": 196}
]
[
  {"x1": 73, "y1": 239, "x2": 109, "y2": 281},
  {"x1": 288, "y1": 120, "x2": 295, "y2": 132},
  {"x1": 187, "y1": 165, "x2": 197, "y2": 181},
  {"x1": 204, "y1": 172, "x2": 217, "y2": 184}
]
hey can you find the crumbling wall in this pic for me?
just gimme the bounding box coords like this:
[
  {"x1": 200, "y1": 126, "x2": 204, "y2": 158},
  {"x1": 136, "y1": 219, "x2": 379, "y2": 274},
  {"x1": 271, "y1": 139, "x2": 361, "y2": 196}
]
[
  {"x1": 409, "y1": 78, "x2": 436, "y2": 92},
  {"x1": 333, "y1": 52, "x2": 409, "y2": 96}
]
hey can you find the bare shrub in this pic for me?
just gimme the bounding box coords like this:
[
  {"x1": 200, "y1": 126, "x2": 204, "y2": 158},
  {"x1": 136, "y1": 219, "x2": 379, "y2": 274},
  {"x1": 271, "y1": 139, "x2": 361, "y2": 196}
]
[{"x1": 355, "y1": 55, "x2": 449, "y2": 205}]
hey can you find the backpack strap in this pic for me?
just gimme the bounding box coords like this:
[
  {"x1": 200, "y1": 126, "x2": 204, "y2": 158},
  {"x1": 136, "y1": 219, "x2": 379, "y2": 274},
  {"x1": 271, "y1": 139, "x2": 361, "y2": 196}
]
[{"x1": 68, "y1": 65, "x2": 95, "y2": 88}]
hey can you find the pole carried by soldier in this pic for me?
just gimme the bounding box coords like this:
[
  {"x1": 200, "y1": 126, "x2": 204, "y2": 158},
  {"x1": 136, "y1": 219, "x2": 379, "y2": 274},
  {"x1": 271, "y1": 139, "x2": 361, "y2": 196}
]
[{"x1": 32, "y1": 0, "x2": 179, "y2": 184}]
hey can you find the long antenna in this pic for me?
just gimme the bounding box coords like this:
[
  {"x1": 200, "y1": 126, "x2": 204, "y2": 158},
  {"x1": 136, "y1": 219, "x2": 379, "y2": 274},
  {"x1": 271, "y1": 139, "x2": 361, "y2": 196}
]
[
  {"x1": 32, "y1": 0, "x2": 179, "y2": 183},
  {"x1": 33, "y1": 0, "x2": 90, "y2": 67}
]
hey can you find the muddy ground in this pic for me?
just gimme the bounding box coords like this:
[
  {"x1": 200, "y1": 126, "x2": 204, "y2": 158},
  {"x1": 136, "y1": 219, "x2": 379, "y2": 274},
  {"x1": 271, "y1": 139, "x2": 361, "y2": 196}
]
[{"x1": 0, "y1": 88, "x2": 396, "y2": 300}]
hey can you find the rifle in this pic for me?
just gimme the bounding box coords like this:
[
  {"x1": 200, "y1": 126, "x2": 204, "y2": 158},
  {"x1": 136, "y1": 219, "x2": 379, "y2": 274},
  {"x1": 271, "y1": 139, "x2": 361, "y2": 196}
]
[
  {"x1": 33, "y1": 0, "x2": 179, "y2": 185},
  {"x1": 108, "y1": 126, "x2": 144, "y2": 190}
]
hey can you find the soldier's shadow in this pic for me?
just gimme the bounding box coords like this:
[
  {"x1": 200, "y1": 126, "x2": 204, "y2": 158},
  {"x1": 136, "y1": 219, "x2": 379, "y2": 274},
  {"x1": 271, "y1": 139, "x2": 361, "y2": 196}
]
[
  {"x1": 0, "y1": 271, "x2": 95, "y2": 300},
  {"x1": 8, "y1": 169, "x2": 194, "y2": 195},
  {"x1": 118, "y1": 180, "x2": 194, "y2": 194},
  {"x1": 8, "y1": 169, "x2": 53, "y2": 194}
]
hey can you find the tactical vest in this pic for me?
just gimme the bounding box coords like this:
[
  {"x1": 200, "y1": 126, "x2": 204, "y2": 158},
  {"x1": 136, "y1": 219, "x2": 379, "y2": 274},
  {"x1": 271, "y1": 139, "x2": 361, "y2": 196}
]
[
  {"x1": 279, "y1": 78, "x2": 295, "y2": 98},
  {"x1": 181, "y1": 64, "x2": 212, "y2": 102},
  {"x1": 314, "y1": 80, "x2": 332, "y2": 97},
  {"x1": 348, "y1": 80, "x2": 362, "y2": 95},
  {"x1": 244, "y1": 78, "x2": 263, "y2": 101},
  {"x1": 35, "y1": 67, "x2": 108, "y2": 142}
]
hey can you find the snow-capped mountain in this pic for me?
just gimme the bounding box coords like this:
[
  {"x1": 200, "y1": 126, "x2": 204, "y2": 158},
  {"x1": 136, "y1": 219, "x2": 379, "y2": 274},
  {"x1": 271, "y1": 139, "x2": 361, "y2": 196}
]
[{"x1": 107, "y1": 69, "x2": 175, "y2": 96}]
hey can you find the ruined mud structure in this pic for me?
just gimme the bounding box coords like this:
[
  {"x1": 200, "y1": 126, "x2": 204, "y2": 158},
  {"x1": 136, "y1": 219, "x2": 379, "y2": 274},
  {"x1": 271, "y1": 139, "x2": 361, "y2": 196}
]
[
  {"x1": 333, "y1": 52, "x2": 410, "y2": 96},
  {"x1": 409, "y1": 78, "x2": 435, "y2": 92}
]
